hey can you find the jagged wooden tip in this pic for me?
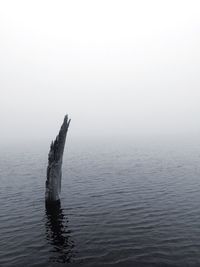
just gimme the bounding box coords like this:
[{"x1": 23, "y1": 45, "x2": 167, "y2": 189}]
[{"x1": 45, "y1": 115, "x2": 71, "y2": 202}]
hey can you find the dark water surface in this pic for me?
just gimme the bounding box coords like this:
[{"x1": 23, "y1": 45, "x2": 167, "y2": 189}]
[{"x1": 1, "y1": 137, "x2": 200, "y2": 267}]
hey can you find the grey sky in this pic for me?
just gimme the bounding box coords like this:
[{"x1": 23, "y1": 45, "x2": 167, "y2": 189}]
[{"x1": 1, "y1": 0, "x2": 200, "y2": 143}]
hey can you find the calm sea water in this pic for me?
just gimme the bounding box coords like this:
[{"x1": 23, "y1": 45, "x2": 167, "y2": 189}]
[{"x1": 0, "y1": 137, "x2": 200, "y2": 267}]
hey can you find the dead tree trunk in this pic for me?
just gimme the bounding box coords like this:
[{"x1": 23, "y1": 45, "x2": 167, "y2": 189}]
[{"x1": 45, "y1": 115, "x2": 71, "y2": 202}]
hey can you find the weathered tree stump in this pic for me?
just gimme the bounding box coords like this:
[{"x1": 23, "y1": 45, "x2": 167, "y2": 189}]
[{"x1": 45, "y1": 115, "x2": 71, "y2": 202}]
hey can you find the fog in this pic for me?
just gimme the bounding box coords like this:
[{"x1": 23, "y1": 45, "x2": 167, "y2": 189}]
[{"x1": 1, "y1": 0, "x2": 200, "y2": 144}]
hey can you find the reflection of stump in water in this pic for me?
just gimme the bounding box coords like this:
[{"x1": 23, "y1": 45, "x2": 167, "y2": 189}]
[{"x1": 45, "y1": 201, "x2": 74, "y2": 263}]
